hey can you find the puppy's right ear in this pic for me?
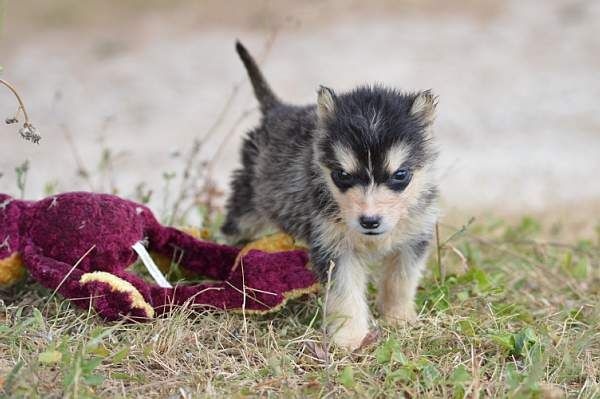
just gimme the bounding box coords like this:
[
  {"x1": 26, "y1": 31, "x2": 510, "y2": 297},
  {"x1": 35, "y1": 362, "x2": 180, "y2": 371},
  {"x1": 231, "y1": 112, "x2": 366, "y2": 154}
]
[
  {"x1": 410, "y1": 90, "x2": 438, "y2": 125},
  {"x1": 317, "y1": 85, "x2": 336, "y2": 120}
]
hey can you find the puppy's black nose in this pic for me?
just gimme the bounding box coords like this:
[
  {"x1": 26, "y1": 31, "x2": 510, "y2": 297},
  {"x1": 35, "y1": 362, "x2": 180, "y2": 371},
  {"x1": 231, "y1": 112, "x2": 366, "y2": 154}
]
[{"x1": 359, "y1": 215, "x2": 381, "y2": 230}]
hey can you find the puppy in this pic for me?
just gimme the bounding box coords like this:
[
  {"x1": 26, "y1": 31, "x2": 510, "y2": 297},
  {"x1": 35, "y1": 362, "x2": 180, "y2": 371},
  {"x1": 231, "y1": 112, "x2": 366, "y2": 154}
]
[{"x1": 222, "y1": 41, "x2": 439, "y2": 350}]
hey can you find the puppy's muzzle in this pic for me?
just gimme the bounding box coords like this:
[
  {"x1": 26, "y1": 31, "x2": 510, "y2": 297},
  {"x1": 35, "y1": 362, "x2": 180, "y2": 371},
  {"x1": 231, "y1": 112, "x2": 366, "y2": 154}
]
[{"x1": 359, "y1": 215, "x2": 385, "y2": 235}]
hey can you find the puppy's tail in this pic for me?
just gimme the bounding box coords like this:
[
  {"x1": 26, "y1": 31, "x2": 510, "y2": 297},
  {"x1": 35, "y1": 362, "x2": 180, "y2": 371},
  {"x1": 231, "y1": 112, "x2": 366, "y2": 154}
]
[{"x1": 236, "y1": 40, "x2": 279, "y2": 112}]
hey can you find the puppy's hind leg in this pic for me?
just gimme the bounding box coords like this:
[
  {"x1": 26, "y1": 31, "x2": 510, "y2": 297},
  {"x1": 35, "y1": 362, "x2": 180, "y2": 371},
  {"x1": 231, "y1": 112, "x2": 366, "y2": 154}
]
[
  {"x1": 222, "y1": 210, "x2": 269, "y2": 244},
  {"x1": 221, "y1": 170, "x2": 265, "y2": 243},
  {"x1": 222, "y1": 133, "x2": 268, "y2": 243}
]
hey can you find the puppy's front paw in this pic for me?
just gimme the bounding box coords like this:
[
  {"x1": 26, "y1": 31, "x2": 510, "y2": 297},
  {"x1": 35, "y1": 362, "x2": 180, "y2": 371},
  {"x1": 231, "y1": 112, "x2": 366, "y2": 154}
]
[
  {"x1": 330, "y1": 324, "x2": 369, "y2": 351},
  {"x1": 380, "y1": 304, "x2": 417, "y2": 325}
]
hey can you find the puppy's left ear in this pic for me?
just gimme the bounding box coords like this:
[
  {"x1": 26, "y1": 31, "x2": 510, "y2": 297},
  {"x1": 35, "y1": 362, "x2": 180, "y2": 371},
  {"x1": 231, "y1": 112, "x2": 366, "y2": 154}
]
[
  {"x1": 317, "y1": 85, "x2": 336, "y2": 121},
  {"x1": 410, "y1": 90, "x2": 438, "y2": 125}
]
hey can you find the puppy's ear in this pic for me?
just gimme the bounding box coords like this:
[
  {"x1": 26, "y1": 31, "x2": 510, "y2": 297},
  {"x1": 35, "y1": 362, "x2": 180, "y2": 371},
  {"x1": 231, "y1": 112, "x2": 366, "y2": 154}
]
[
  {"x1": 410, "y1": 90, "x2": 438, "y2": 125},
  {"x1": 317, "y1": 85, "x2": 336, "y2": 120}
]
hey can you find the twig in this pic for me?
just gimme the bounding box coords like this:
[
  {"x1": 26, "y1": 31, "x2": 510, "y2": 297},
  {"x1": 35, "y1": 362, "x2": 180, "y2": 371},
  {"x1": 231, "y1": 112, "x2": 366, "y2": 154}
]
[
  {"x1": 322, "y1": 260, "x2": 336, "y2": 379},
  {"x1": 15, "y1": 160, "x2": 29, "y2": 199},
  {"x1": 223, "y1": 280, "x2": 270, "y2": 309},
  {"x1": 435, "y1": 222, "x2": 443, "y2": 282},
  {"x1": 169, "y1": 139, "x2": 201, "y2": 225},
  {"x1": 205, "y1": 107, "x2": 256, "y2": 174},
  {"x1": 240, "y1": 257, "x2": 247, "y2": 339},
  {"x1": 43, "y1": 245, "x2": 97, "y2": 315},
  {"x1": 1, "y1": 78, "x2": 41, "y2": 143},
  {"x1": 0, "y1": 78, "x2": 30, "y2": 123},
  {"x1": 466, "y1": 344, "x2": 481, "y2": 399},
  {"x1": 440, "y1": 217, "x2": 475, "y2": 247},
  {"x1": 62, "y1": 124, "x2": 95, "y2": 190},
  {"x1": 201, "y1": 27, "x2": 280, "y2": 146}
]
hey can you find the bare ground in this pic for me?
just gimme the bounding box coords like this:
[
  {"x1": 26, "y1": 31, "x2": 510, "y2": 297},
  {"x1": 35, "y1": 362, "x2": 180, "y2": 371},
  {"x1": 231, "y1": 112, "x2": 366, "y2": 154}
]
[{"x1": 0, "y1": 0, "x2": 599, "y2": 235}]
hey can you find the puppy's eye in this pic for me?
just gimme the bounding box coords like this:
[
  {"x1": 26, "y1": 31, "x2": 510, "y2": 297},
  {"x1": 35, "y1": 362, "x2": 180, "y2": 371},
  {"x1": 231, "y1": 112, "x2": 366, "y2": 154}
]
[
  {"x1": 389, "y1": 169, "x2": 412, "y2": 190},
  {"x1": 331, "y1": 169, "x2": 354, "y2": 189},
  {"x1": 392, "y1": 169, "x2": 410, "y2": 182}
]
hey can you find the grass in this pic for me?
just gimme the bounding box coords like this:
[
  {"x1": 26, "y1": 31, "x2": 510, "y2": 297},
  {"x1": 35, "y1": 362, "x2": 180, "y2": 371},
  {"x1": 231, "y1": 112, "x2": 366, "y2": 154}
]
[{"x1": 0, "y1": 213, "x2": 598, "y2": 398}]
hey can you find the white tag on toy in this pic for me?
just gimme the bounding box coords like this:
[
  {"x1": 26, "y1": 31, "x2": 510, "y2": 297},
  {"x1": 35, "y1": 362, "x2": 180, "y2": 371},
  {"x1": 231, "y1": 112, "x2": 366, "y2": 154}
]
[{"x1": 132, "y1": 242, "x2": 173, "y2": 289}]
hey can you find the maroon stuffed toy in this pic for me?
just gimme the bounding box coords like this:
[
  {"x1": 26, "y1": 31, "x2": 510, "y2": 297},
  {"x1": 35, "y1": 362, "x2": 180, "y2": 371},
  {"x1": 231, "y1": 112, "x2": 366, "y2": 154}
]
[{"x1": 0, "y1": 192, "x2": 318, "y2": 320}]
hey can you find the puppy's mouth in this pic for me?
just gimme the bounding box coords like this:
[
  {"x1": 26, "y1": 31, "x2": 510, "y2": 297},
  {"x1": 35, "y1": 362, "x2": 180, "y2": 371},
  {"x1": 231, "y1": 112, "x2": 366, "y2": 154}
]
[
  {"x1": 359, "y1": 228, "x2": 390, "y2": 237},
  {"x1": 348, "y1": 219, "x2": 390, "y2": 236},
  {"x1": 363, "y1": 231, "x2": 383, "y2": 236}
]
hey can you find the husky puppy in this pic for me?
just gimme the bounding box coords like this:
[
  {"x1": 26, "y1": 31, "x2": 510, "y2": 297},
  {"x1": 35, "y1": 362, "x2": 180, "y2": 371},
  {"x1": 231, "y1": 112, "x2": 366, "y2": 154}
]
[{"x1": 222, "y1": 41, "x2": 439, "y2": 349}]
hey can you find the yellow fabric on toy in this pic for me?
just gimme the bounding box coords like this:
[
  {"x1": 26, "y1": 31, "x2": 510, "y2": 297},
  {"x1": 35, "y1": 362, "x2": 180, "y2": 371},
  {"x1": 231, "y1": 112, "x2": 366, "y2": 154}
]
[
  {"x1": 239, "y1": 232, "x2": 304, "y2": 257},
  {"x1": 0, "y1": 252, "x2": 26, "y2": 286},
  {"x1": 152, "y1": 227, "x2": 211, "y2": 276},
  {"x1": 181, "y1": 226, "x2": 212, "y2": 241},
  {"x1": 80, "y1": 271, "x2": 154, "y2": 318},
  {"x1": 233, "y1": 232, "x2": 306, "y2": 272}
]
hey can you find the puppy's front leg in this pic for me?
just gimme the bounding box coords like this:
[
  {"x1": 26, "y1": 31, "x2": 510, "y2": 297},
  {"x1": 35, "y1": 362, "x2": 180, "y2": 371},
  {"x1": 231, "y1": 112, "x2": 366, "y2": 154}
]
[
  {"x1": 325, "y1": 252, "x2": 370, "y2": 350},
  {"x1": 377, "y1": 241, "x2": 430, "y2": 324}
]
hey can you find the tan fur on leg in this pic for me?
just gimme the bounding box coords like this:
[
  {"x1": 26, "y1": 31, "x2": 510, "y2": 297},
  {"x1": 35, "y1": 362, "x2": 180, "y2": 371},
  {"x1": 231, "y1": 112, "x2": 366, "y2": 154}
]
[
  {"x1": 326, "y1": 253, "x2": 370, "y2": 350},
  {"x1": 377, "y1": 247, "x2": 427, "y2": 325}
]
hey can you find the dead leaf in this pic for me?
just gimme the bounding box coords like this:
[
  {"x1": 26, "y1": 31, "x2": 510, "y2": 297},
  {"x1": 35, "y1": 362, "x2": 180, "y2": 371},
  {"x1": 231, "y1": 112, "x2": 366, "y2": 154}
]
[
  {"x1": 304, "y1": 341, "x2": 329, "y2": 362},
  {"x1": 357, "y1": 329, "x2": 381, "y2": 351}
]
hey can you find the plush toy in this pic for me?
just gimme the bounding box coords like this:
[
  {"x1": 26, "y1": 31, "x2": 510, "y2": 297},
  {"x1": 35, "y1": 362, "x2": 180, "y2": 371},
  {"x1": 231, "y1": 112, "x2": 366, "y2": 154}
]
[{"x1": 0, "y1": 192, "x2": 318, "y2": 320}]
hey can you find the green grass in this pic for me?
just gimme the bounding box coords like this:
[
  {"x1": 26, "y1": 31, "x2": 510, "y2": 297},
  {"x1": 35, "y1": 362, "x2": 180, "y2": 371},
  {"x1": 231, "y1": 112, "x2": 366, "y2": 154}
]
[{"x1": 1, "y1": 215, "x2": 598, "y2": 398}]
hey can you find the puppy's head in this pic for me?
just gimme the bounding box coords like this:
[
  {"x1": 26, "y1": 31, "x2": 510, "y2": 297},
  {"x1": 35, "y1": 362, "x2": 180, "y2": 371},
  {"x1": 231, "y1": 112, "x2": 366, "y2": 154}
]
[{"x1": 314, "y1": 85, "x2": 438, "y2": 236}]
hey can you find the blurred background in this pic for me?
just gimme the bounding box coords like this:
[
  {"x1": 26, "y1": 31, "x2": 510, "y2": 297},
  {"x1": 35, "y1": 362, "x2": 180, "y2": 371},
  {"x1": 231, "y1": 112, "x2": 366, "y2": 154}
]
[{"x1": 1, "y1": 0, "x2": 599, "y2": 237}]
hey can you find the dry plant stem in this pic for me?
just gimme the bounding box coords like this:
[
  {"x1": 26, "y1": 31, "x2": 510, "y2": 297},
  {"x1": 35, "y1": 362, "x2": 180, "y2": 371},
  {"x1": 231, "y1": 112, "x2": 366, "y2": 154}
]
[
  {"x1": 435, "y1": 223, "x2": 444, "y2": 283},
  {"x1": 468, "y1": 344, "x2": 481, "y2": 399},
  {"x1": 205, "y1": 107, "x2": 256, "y2": 176},
  {"x1": 223, "y1": 280, "x2": 270, "y2": 309},
  {"x1": 440, "y1": 217, "x2": 475, "y2": 247},
  {"x1": 449, "y1": 244, "x2": 469, "y2": 272},
  {"x1": 201, "y1": 27, "x2": 279, "y2": 146},
  {"x1": 43, "y1": 244, "x2": 97, "y2": 316},
  {"x1": 205, "y1": 28, "x2": 279, "y2": 158},
  {"x1": 0, "y1": 78, "x2": 30, "y2": 123},
  {"x1": 62, "y1": 124, "x2": 95, "y2": 191},
  {"x1": 240, "y1": 257, "x2": 248, "y2": 338},
  {"x1": 322, "y1": 260, "x2": 336, "y2": 371},
  {"x1": 239, "y1": 257, "x2": 252, "y2": 369},
  {"x1": 169, "y1": 139, "x2": 201, "y2": 225}
]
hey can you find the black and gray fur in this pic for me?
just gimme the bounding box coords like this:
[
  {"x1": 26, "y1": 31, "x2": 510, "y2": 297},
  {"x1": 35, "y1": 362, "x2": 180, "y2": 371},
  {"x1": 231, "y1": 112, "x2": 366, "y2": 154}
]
[{"x1": 223, "y1": 41, "x2": 439, "y2": 349}]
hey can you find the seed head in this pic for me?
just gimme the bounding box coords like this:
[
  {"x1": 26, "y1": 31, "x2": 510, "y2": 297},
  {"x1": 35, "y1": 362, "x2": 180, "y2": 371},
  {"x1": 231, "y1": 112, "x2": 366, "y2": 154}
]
[{"x1": 19, "y1": 123, "x2": 41, "y2": 144}]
